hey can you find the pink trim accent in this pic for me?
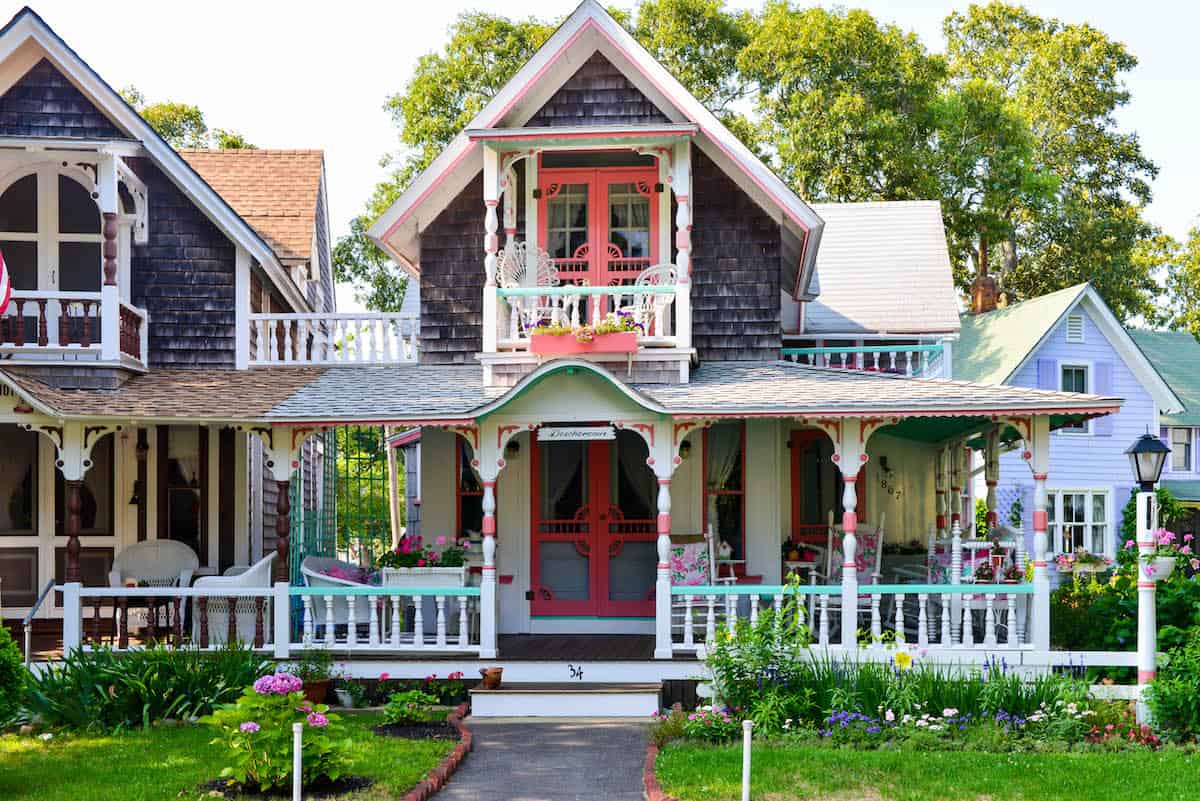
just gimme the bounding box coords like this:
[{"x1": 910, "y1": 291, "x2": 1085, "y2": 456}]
[
  {"x1": 843, "y1": 562, "x2": 857, "y2": 569},
  {"x1": 504, "y1": 227, "x2": 517, "y2": 235},
  {"x1": 482, "y1": 516, "x2": 496, "y2": 536},
  {"x1": 468, "y1": 128, "x2": 695, "y2": 143},
  {"x1": 675, "y1": 229, "x2": 690, "y2": 250},
  {"x1": 1033, "y1": 560, "x2": 1047, "y2": 568},
  {"x1": 1137, "y1": 581, "x2": 1156, "y2": 589},
  {"x1": 485, "y1": 233, "x2": 499, "y2": 252},
  {"x1": 484, "y1": 199, "x2": 498, "y2": 207},
  {"x1": 657, "y1": 513, "x2": 671, "y2": 534},
  {"x1": 483, "y1": 480, "x2": 496, "y2": 489},
  {"x1": 657, "y1": 478, "x2": 671, "y2": 485},
  {"x1": 936, "y1": 514, "x2": 946, "y2": 530},
  {"x1": 1138, "y1": 670, "x2": 1156, "y2": 683},
  {"x1": 675, "y1": 195, "x2": 688, "y2": 202},
  {"x1": 481, "y1": 565, "x2": 496, "y2": 572},
  {"x1": 842, "y1": 511, "x2": 857, "y2": 533},
  {"x1": 1032, "y1": 510, "x2": 1048, "y2": 531},
  {"x1": 1033, "y1": 473, "x2": 1048, "y2": 481}
]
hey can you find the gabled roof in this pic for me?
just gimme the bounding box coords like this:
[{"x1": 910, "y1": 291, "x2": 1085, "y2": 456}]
[
  {"x1": 954, "y1": 283, "x2": 1182, "y2": 413},
  {"x1": 180, "y1": 149, "x2": 324, "y2": 264},
  {"x1": 367, "y1": 0, "x2": 824, "y2": 296},
  {"x1": 803, "y1": 201, "x2": 960, "y2": 336},
  {"x1": 0, "y1": 7, "x2": 310, "y2": 311},
  {"x1": 1127, "y1": 329, "x2": 1200, "y2": 427}
]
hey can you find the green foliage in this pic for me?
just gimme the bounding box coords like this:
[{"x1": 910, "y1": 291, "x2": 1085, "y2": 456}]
[
  {"x1": 331, "y1": 426, "x2": 396, "y2": 557},
  {"x1": 1163, "y1": 228, "x2": 1200, "y2": 337},
  {"x1": 0, "y1": 624, "x2": 25, "y2": 726},
  {"x1": 286, "y1": 650, "x2": 333, "y2": 682},
  {"x1": 24, "y1": 646, "x2": 268, "y2": 732},
  {"x1": 681, "y1": 706, "x2": 741, "y2": 742},
  {"x1": 1146, "y1": 627, "x2": 1200, "y2": 741},
  {"x1": 119, "y1": 85, "x2": 254, "y2": 150},
  {"x1": 382, "y1": 690, "x2": 440, "y2": 726},
  {"x1": 650, "y1": 705, "x2": 689, "y2": 746},
  {"x1": 1119, "y1": 487, "x2": 1186, "y2": 551},
  {"x1": 203, "y1": 681, "x2": 350, "y2": 791},
  {"x1": 975, "y1": 498, "x2": 989, "y2": 536}
]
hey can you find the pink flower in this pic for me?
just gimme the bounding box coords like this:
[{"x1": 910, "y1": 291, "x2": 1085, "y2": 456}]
[
  {"x1": 1182, "y1": 546, "x2": 1192, "y2": 555},
  {"x1": 436, "y1": 535, "x2": 447, "y2": 545},
  {"x1": 417, "y1": 559, "x2": 426, "y2": 567},
  {"x1": 240, "y1": 721, "x2": 260, "y2": 733},
  {"x1": 296, "y1": 703, "x2": 312, "y2": 713},
  {"x1": 379, "y1": 672, "x2": 390, "y2": 682},
  {"x1": 1125, "y1": 540, "x2": 1135, "y2": 549},
  {"x1": 1185, "y1": 534, "x2": 1195, "y2": 542},
  {"x1": 1144, "y1": 564, "x2": 1155, "y2": 578},
  {"x1": 253, "y1": 673, "x2": 303, "y2": 696},
  {"x1": 306, "y1": 712, "x2": 329, "y2": 728},
  {"x1": 1190, "y1": 558, "x2": 1199, "y2": 571}
]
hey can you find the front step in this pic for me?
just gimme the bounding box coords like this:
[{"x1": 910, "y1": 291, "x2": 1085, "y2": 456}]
[{"x1": 470, "y1": 682, "x2": 661, "y2": 718}]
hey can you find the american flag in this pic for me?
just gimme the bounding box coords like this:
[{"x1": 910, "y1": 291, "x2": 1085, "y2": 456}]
[{"x1": 0, "y1": 248, "x2": 9, "y2": 316}]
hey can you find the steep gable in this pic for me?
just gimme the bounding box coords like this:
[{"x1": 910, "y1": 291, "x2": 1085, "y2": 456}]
[
  {"x1": 527, "y1": 51, "x2": 669, "y2": 127},
  {"x1": 0, "y1": 58, "x2": 124, "y2": 139}
]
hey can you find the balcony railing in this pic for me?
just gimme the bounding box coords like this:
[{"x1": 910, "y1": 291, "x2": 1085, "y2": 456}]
[
  {"x1": 0, "y1": 289, "x2": 148, "y2": 366},
  {"x1": 249, "y1": 313, "x2": 420, "y2": 366},
  {"x1": 781, "y1": 342, "x2": 948, "y2": 378},
  {"x1": 493, "y1": 283, "x2": 689, "y2": 350}
]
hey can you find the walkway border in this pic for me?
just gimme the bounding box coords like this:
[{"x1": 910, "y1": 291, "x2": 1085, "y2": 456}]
[
  {"x1": 401, "y1": 702, "x2": 473, "y2": 801},
  {"x1": 643, "y1": 742, "x2": 680, "y2": 801}
]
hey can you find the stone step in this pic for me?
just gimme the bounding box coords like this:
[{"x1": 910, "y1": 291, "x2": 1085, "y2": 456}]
[{"x1": 469, "y1": 681, "x2": 662, "y2": 718}]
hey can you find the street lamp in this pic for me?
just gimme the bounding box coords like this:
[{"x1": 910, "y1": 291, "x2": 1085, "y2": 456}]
[
  {"x1": 1126, "y1": 432, "x2": 1170, "y2": 493},
  {"x1": 1126, "y1": 432, "x2": 1170, "y2": 723}
]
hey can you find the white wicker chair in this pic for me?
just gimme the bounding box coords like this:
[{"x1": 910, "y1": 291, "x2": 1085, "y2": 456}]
[
  {"x1": 495, "y1": 240, "x2": 579, "y2": 338},
  {"x1": 109, "y1": 539, "x2": 199, "y2": 588},
  {"x1": 300, "y1": 556, "x2": 374, "y2": 634},
  {"x1": 190, "y1": 553, "x2": 276, "y2": 646},
  {"x1": 614, "y1": 264, "x2": 677, "y2": 338}
]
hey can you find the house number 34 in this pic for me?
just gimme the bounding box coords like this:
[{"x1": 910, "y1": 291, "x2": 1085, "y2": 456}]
[{"x1": 568, "y1": 664, "x2": 584, "y2": 680}]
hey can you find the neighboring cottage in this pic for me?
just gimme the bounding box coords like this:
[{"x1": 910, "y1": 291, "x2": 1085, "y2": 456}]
[{"x1": 955, "y1": 284, "x2": 1181, "y2": 559}]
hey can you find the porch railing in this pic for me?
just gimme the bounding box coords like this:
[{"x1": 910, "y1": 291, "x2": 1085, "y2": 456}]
[
  {"x1": 249, "y1": 313, "x2": 420, "y2": 366},
  {"x1": 0, "y1": 290, "x2": 148, "y2": 366},
  {"x1": 664, "y1": 582, "x2": 1037, "y2": 657},
  {"x1": 781, "y1": 343, "x2": 948, "y2": 378},
  {"x1": 58, "y1": 582, "x2": 486, "y2": 657},
  {"x1": 489, "y1": 283, "x2": 690, "y2": 351}
]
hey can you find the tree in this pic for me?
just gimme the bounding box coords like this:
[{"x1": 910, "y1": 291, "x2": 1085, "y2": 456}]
[
  {"x1": 1164, "y1": 228, "x2": 1200, "y2": 338},
  {"x1": 120, "y1": 85, "x2": 255, "y2": 150}
]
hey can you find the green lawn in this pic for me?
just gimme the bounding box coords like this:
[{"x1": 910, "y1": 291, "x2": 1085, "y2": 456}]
[
  {"x1": 657, "y1": 742, "x2": 1200, "y2": 801},
  {"x1": 0, "y1": 713, "x2": 454, "y2": 801}
]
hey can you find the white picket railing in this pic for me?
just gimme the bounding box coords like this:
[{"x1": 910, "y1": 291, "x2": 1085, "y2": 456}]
[
  {"x1": 249, "y1": 313, "x2": 420, "y2": 365},
  {"x1": 781, "y1": 343, "x2": 949, "y2": 378},
  {"x1": 57, "y1": 583, "x2": 486, "y2": 657}
]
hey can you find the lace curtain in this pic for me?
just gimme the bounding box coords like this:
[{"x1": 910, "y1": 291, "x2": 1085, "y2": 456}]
[
  {"x1": 615, "y1": 431, "x2": 656, "y2": 518},
  {"x1": 541, "y1": 443, "x2": 585, "y2": 519},
  {"x1": 705, "y1": 423, "x2": 742, "y2": 534}
]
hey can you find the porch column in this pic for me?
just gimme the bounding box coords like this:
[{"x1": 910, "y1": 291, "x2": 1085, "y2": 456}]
[
  {"x1": 98, "y1": 154, "x2": 120, "y2": 361},
  {"x1": 654, "y1": 477, "x2": 673, "y2": 659},
  {"x1": 64, "y1": 480, "x2": 84, "y2": 583},
  {"x1": 274, "y1": 480, "x2": 291, "y2": 584},
  {"x1": 482, "y1": 147, "x2": 501, "y2": 354},
  {"x1": 672, "y1": 140, "x2": 693, "y2": 351},
  {"x1": 934, "y1": 447, "x2": 948, "y2": 540},
  {"x1": 479, "y1": 478, "x2": 498, "y2": 659},
  {"x1": 949, "y1": 440, "x2": 963, "y2": 529},
  {"x1": 1025, "y1": 416, "x2": 1052, "y2": 651},
  {"x1": 984, "y1": 428, "x2": 1000, "y2": 531},
  {"x1": 834, "y1": 419, "x2": 867, "y2": 646}
]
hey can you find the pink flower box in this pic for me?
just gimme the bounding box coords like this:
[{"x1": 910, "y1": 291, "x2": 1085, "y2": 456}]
[{"x1": 529, "y1": 331, "x2": 638, "y2": 355}]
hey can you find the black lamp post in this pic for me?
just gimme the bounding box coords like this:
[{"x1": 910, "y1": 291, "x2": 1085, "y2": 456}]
[{"x1": 1126, "y1": 433, "x2": 1170, "y2": 493}]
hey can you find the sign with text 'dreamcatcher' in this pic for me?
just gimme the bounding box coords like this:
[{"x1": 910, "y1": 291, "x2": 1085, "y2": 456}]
[{"x1": 537, "y1": 425, "x2": 616, "y2": 442}]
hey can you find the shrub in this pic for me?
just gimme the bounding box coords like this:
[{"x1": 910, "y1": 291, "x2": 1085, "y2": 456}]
[
  {"x1": 24, "y1": 645, "x2": 269, "y2": 731},
  {"x1": 203, "y1": 672, "x2": 351, "y2": 791},
  {"x1": 286, "y1": 650, "x2": 333, "y2": 682},
  {"x1": 650, "y1": 705, "x2": 688, "y2": 746},
  {"x1": 0, "y1": 623, "x2": 25, "y2": 725},
  {"x1": 682, "y1": 706, "x2": 742, "y2": 742},
  {"x1": 1146, "y1": 627, "x2": 1200, "y2": 741},
  {"x1": 382, "y1": 689, "x2": 439, "y2": 726}
]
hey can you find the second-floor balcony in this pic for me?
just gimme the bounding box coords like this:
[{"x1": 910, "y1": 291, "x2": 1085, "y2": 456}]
[
  {"x1": 1, "y1": 289, "x2": 148, "y2": 367},
  {"x1": 782, "y1": 340, "x2": 952, "y2": 379},
  {"x1": 248, "y1": 312, "x2": 420, "y2": 366}
]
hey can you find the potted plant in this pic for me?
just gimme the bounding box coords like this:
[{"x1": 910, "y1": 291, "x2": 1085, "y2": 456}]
[
  {"x1": 1001, "y1": 563, "x2": 1023, "y2": 584},
  {"x1": 973, "y1": 560, "x2": 996, "y2": 583},
  {"x1": 1141, "y1": 528, "x2": 1189, "y2": 579},
  {"x1": 528, "y1": 312, "x2": 642, "y2": 355},
  {"x1": 377, "y1": 534, "x2": 470, "y2": 588},
  {"x1": 1054, "y1": 547, "x2": 1114, "y2": 574},
  {"x1": 333, "y1": 673, "x2": 367, "y2": 709},
  {"x1": 289, "y1": 651, "x2": 333, "y2": 704}
]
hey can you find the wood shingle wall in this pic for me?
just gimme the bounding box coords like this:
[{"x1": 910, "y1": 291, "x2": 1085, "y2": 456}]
[
  {"x1": 527, "y1": 52, "x2": 669, "y2": 127},
  {"x1": 0, "y1": 59, "x2": 124, "y2": 138},
  {"x1": 418, "y1": 174, "x2": 485, "y2": 364}
]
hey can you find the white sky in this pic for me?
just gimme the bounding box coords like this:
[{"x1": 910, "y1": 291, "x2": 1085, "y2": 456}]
[{"x1": 16, "y1": 1, "x2": 1198, "y2": 310}]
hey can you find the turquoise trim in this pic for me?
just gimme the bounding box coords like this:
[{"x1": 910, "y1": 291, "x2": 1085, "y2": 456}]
[
  {"x1": 670, "y1": 585, "x2": 841, "y2": 596},
  {"x1": 781, "y1": 344, "x2": 944, "y2": 356},
  {"x1": 498, "y1": 285, "x2": 675, "y2": 297},
  {"x1": 669, "y1": 583, "x2": 1032, "y2": 596},
  {"x1": 290, "y1": 586, "x2": 481, "y2": 597}
]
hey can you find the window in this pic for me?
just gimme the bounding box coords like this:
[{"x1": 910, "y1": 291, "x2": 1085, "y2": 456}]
[
  {"x1": 703, "y1": 422, "x2": 745, "y2": 561},
  {"x1": 1171, "y1": 428, "x2": 1193, "y2": 472},
  {"x1": 1046, "y1": 490, "x2": 1109, "y2": 555},
  {"x1": 1059, "y1": 365, "x2": 1089, "y2": 433},
  {"x1": 1066, "y1": 314, "x2": 1085, "y2": 343},
  {"x1": 456, "y1": 439, "x2": 484, "y2": 540},
  {"x1": 0, "y1": 169, "x2": 102, "y2": 293}
]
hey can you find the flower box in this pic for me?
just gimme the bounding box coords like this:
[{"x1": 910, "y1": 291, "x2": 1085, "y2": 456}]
[
  {"x1": 529, "y1": 331, "x2": 638, "y2": 355},
  {"x1": 381, "y1": 566, "x2": 468, "y2": 588}
]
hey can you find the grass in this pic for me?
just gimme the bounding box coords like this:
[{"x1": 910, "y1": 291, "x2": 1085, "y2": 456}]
[
  {"x1": 656, "y1": 742, "x2": 1200, "y2": 801},
  {"x1": 0, "y1": 712, "x2": 454, "y2": 801}
]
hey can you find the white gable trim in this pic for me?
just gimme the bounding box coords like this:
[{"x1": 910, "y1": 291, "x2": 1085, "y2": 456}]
[
  {"x1": 1007, "y1": 285, "x2": 1182, "y2": 414},
  {"x1": 0, "y1": 9, "x2": 311, "y2": 313},
  {"x1": 368, "y1": 0, "x2": 823, "y2": 295}
]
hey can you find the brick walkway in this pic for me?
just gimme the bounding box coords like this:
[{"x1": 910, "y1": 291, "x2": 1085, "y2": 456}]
[{"x1": 436, "y1": 718, "x2": 647, "y2": 801}]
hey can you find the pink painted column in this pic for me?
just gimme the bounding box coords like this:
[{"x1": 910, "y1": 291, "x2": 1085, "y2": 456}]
[
  {"x1": 840, "y1": 470, "x2": 859, "y2": 646},
  {"x1": 654, "y1": 477, "x2": 674, "y2": 658},
  {"x1": 479, "y1": 478, "x2": 498, "y2": 658},
  {"x1": 1030, "y1": 470, "x2": 1051, "y2": 650}
]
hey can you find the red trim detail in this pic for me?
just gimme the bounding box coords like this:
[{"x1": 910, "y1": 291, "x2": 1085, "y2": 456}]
[
  {"x1": 1033, "y1": 473, "x2": 1049, "y2": 481},
  {"x1": 388, "y1": 428, "x2": 422, "y2": 448},
  {"x1": 1138, "y1": 670, "x2": 1157, "y2": 683},
  {"x1": 482, "y1": 515, "x2": 496, "y2": 536},
  {"x1": 657, "y1": 513, "x2": 671, "y2": 534},
  {"x1": 936, "y1": 515, "x2": 947, "y2": 530},
  {"x1": 1137, "y1": 581, "x2": 1157, "y2": 589},
  {"x1": 1032, "y1": 510, "x2": 1048, "y2": 531},
  {"x1": 843, "y1": 511, "x2": 858, "y2": 533}
]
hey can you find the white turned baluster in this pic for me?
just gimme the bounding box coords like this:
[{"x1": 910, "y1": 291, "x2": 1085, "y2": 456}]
[
  {"x1": 772, "y1": 593, "x2": 784, "y2": 626},
  {"x1": 683, "y1": 595, "x2": 695, "y2": 648},
  {"x1": 368, "y1": 319, "x2": 379, "y2": 362},
  {"x1": 412, "y1": 598, "x2": 424, "y2": 648},
  {"x1": 749, "y1": 594, "x2": 760, "y2": 626},
  {"x1": 922, "y1": 350, "x2": 930, "y2": 374},
  {"x1": 961, "y1": 594, "x2": 974, "y2": 647},
  {"x1": 1006, "y1": 594, "x2": 1018, "y2": 646},
  {"x1": 705, "y1": 594, "x2": 717, "y2": 643},
  {"x1": 819, "y1": 595, "x2": 830, "y2": 645},
  {"x1": 458, "y1": 596, "x2": 469, "y2": 648},
  {"x1": 281, "y1": 320, "x2": 293, "y2": 363},
  {"x1": 888, "y1": 351, "x2": 898, "y2": 372},
  {"x1": 941, "y1": 593, "x2": 952, "y2": 644},
  {"x1": 894, "y1": 593, "x2": 906, "y2": 644},
  {"x1": 905, "y1": 350, "x2": 914, "y2": 376},
  {"x1": 726, "y1": 594, "x2": 736, "y2": 635},
  {"x1": 346, "y1": 595, "x2": 357, "y2": 649},
  {"x1": 382, "y1": 321, "x2": 393, "y2": 362},
  {"x1": 870, "y1": 594, "x2": 882, "y2": 640},
  {"x1": 984, "y1": 594, "x2": 997, "y2": 646},
  {"x1": 323, "y1": 595, "x2": 335, "y2": 644},
  {"x1": 390, "y1": 596, "x2": 402, "y2": 648},
  {"x1": 917, "y1": 594, "x2": 929, "y2": 647},
  {"x1": 255, "y1": 320, "x2": 266, "y2": 362},
  {"x1": 435, "y1": 596, "x2": 447, "y2": 648},
  {"x1": 368, "y1": 595, "x2": 379, "y2": 646},
  {"x1": 302, "y1": 597, "x2": 314, "y2": 646}
]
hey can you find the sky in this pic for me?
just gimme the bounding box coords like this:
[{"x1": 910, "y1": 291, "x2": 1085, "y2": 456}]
[{"x1": 13, "y1": 1, "x2": 1198, "y2": 310}]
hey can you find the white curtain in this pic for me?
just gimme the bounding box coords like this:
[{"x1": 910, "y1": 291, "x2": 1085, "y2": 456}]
[
  {"x1": 541, "y1": 443, "x2": 585, "y2": 518},
  {"x1": 615, "y1": 432, "x2": 656, "y2": 517},
  {"x1": 705, "y1": 424, "x2": 742, "y2": 533}
]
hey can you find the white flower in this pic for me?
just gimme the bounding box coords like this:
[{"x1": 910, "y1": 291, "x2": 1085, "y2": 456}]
[
  {"x1": 38, "y1": 732, "x2": 53, "y2": 741},
  {"x1": 885, "y1": 710, "x2": 895, "y2": 722},
  {"x1": 943, "y1": 708, "x2": 958, "y2": 718},
  {"x1": 783, "y1": 719, "x2": 792, "y2": 730},
  {"x1": 916, "y1": 719, "x2": 929, "y2": 728},
  {"x1": 929, "y1": 724, "x2": 943, "y2": 731}
]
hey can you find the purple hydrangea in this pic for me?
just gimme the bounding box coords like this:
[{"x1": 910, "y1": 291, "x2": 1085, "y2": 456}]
[
  {"x1": 253, "y1": 672, "x2": 304, "y2": 696},
  {"x1": 239, "y1": 721, "x2": 260, "y2": 733},
  {"x1": 306, "y1": 712, "x2": 329, "y2": 728}
]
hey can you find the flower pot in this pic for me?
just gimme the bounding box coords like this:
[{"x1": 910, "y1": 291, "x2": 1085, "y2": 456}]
[
  {"x1": 334, "y1": 689, "x2": 358, "y2": 708},
  {"x1": 302, "y1": 680, "x2": 330, "y2": 705},
  {"x1": 1151, "y1": 556, "x2": 1177, "y2": 579},
  {"x1": 479, "y1": 667, "x2": 503, "y2": 690},
  {"x1": 529, "y1": 331, "x2": 638, "y2": 355}
]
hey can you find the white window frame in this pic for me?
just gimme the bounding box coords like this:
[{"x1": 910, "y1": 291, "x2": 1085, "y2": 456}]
[
  {"x1": 1057, "y1": 361, "x2": 1092, "y2": 435},
  {"x1": 1046, "y1": 488, "x2": 1111, "y2": 557},
  {"x1": 1168, "y1": 427, "x2": 1194, "y2": 473}
]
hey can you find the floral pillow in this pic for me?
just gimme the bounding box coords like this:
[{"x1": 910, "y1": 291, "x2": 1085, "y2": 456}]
[
  {"x1": 669, "y1": 542, "x2": 711, "y2": 586},
  {"x1": 829, "y1": 532, "x2": 880, "y2": 584}
]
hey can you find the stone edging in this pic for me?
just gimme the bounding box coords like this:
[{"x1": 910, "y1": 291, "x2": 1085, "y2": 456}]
[
  {"x1": 643, "y1": 742, "x2": 680, "y2": 801},
  {"x1": 400, "y1": 702, "x2": 473, "y2": 801}
]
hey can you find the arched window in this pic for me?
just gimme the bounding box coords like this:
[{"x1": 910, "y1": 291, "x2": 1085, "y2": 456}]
[{"x1": 0, "y1": 167, "x2": 102, "y2": 293}]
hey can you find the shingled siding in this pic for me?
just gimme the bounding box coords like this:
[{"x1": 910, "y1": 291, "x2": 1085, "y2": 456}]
[
  {"x1": 0, "y1": 59, "x2": 125, "y2": 139},
  {"x1": 527, "y1": 52, "x2": 670, "y2": 127},
  {"x1": 690, "y1": 149, "x2": 782, "y2": 360},
  {"x1": 308, "y1": 180, "x2": 335, "y2": 313},
  {"x1": 128, "y1": 158, "x2": 238, "y2": 367},
  {"x1": 419, "y1": 173, "x2": 485, "y2": 364}
]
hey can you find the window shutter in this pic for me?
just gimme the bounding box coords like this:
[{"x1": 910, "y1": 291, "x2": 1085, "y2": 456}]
[
  {"x1": 1036, "y1": 359, "x2": 1057, "y2": 390},
  {"x1": 1092, "y1": 361, "x2": 1114, "y2": 436},
  {"x1": 1160, "y1": 426, "x2": 1169, "y2": 447}
]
